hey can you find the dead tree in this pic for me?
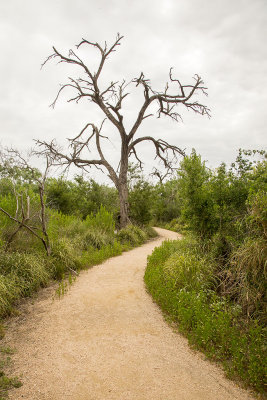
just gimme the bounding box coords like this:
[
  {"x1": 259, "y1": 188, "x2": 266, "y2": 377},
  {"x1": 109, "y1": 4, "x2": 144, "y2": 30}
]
[
  {"x1": 0, "y1": 149, "x2": 53, "y2": 255},
  {"x1": 37, "y1": 34, "x2": 210, "y2": 228}
]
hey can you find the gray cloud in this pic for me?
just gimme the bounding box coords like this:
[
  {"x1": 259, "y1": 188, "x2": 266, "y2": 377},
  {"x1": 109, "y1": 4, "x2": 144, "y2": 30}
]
[{"x1": 0, "y1": 0, "x2": 266, "y2": 183}]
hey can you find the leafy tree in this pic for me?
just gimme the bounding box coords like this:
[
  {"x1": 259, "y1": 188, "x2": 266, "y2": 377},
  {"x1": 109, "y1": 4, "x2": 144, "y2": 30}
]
[
  {"x1": 37, "y1": 34, "x2": 210, "y2": 227},
  {"x1": 177, "y1": 149, "x2": 213, "y2": 237},
  {"x1": 0, "y1": 150, "x2": 53, "y2": 255}
]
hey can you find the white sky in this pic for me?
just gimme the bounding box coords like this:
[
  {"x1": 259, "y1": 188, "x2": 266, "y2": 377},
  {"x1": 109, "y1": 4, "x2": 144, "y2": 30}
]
[{"x1": 0, "y1": 0, "x2": 266, "y2": 183}]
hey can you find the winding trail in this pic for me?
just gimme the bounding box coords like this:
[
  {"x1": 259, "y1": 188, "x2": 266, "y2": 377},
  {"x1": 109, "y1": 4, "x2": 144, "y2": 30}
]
[{"x1": 4, "y1": 228, "x2": 255, "y2": 399}]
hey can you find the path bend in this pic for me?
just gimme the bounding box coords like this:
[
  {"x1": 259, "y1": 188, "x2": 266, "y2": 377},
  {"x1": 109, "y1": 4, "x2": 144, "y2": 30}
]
[{"x1": 4, "y1": 228, "x2": 255, "y2": 399}]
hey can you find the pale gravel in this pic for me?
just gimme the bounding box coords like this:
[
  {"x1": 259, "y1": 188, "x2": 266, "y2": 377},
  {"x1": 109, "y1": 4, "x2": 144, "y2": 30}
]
[{"x1": 3, "y1": 227, "x2": 256, "y2": 400}]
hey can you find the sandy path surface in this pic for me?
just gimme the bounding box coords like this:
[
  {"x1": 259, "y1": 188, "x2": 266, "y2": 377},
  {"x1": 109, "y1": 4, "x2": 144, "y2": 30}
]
[{"x1": 4, "y1": 227, "x2": 255, "y2": 400}]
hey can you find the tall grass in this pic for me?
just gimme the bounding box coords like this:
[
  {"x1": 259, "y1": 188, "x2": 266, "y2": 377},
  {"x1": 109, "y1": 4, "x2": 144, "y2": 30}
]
[
  {"x1": 226, "y1": 237, "x2": 267, "y2": 324},
  {"x1": 0, "y1": 252, "x2": 50, "y2": 315},
  {"x1": 144, "y1": 237, "x2": 266, "y2": 394}
]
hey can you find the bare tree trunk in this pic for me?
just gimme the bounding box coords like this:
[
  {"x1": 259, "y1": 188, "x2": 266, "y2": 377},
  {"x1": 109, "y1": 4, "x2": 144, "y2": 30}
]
[
  {"x1": 118, "y1": 182, "x2": 130, "y2": 228},
  {"x1": 118, "y1": 143, "x2": 130, "y2": 228}
]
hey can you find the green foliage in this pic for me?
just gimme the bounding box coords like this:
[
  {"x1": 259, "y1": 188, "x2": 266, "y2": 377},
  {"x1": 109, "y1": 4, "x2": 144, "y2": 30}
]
[
  {"x1": 78, "y1": 241, "x2": 124, "y2": 268},
  {"x1": 168, "y1": 149, "x2": 266, "y2": 249},
  {"x1": 177, "y1": 149, "x2": 215, "y2": 238},
  {"x1": 0, "y1": 160, "x2": 158, "y2": 399},
  {"x1": 247, "y1": 190, "x2": 267, "y2": 238},
  {"x1": 127, "y1": 163, "x2": 154, "y2": 225},
  {"x1": 163, "y1": 218, "x2": 188, "y2": 234},
  {"x1": 0, "y1": 183, "x2": 48, "y2": 254},
  {"x1": 85, "y1": 205, "x2": 115, "y2": 235},
  {"x1": 161, "y1": 149, "x2": 267, "y2": 323},
  {"x1": 127, "y1": 163, "x2": 182, "y2": 225},
  {"x1": 46, "y1": 206, "x2": 117, "y2": 278},
  {"x1": 46, "y1": 176, "x2": 119, "y2": 218},
  {"x1": 0, "y1": 160, "x2": 41, "y2": 187},
  {"x1": 142, "y1": 225, "x2": 158, "y2": 239},
  {"x1": 129, "y1": 180, "x2": 154, "y2": 225},
  {"x1": 117, "y1": 224, "x2": 147, "y2": 246},
  {"x1": 151, "y1": 179, "x2": 181, "y2": 223},
  {"x1": 55, "y1": 273, "x2": 77, "y2": 298},
  {"x1": 145, "y1": 238, "x2": 267, "y2": 393}
]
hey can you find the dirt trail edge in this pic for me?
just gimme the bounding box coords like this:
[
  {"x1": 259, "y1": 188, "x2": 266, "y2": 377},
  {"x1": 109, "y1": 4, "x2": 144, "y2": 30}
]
[{"x1": 4, "y1": 228, "x2": 255, "y2": 400}]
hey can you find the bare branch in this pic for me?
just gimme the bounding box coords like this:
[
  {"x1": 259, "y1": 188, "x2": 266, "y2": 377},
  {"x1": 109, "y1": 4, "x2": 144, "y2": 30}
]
[
  {"x1": 129, "y1": 146, "x2": 143, "y2": 170},
  {"x1": 0, "y1": 206, "x2": 49, "y2": 253},
  {"x1": 129, "y1": 136, "x2": 185, "y2": 169},
  {"x1": 150, "y1": 164, "x2": 177, "y2": 184},
  {"x1": 129, "y1": 69, "x2": 210, "y2": 141}
]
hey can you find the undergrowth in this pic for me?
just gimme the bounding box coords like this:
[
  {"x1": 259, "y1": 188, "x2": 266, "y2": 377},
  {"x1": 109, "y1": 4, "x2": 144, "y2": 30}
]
[
  {"x1": 0, "y1": 216, "x2": 156, "y2": 318},
  {"x1": 144, "y1": 237, "x2": 267, "y2": 395},
  {"x1": 0, "y1": 203, "x2": 157, "y2": 398}
]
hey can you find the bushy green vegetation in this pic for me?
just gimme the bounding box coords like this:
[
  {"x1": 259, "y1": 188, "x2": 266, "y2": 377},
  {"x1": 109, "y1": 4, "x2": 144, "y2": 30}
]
[
  {"x1": 145, "y1": 238, "x2": 266, "y2": 392},
  {"x1": 145, "y1": 149, "x2": 267, "y2": 394},
  {"x1": 0, "y1": 204, "x2": 154, "y2": 318},
  {"x1": 1, "y1": 146, "x2": 266, "y2": 395},
  {"x1": 46, "y1": 176, "x2": 119, "y2": 219},
  {"x1": 166, "y1": 149, "x2": 267, "y2": 323},
  {"x1": 0, "y1": 161, "x2": 157, "y2": 397}
]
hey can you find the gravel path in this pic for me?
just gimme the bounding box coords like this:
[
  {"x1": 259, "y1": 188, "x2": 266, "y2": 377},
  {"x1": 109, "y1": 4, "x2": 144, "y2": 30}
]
[{"x1": 4, "y1": 228, "x2": 255, "y2": 399}]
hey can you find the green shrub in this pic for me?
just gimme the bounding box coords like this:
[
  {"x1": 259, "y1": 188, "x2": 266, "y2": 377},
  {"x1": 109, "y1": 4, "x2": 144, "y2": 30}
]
[
  {"x1": 163, "y1": 218, "x2": 187, "y2": 234},
  {"x1": 84, "y1": 230, "x2": 114, "y2": 249},
  {"x1": 142, "y1": 225, "x2": 158, "y2": 239},
  {"x1": 85, "y1": 205, "x2": 115, "y2": 235},
  {"x1": 117, "y1": 224, "x2": 147, "y2": 246}
]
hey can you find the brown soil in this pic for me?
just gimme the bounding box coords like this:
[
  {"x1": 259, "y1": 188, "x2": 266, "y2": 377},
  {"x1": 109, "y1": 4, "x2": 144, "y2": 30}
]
[{"x1": 4, "y1": 228, "x2": 255, "y2": 399}]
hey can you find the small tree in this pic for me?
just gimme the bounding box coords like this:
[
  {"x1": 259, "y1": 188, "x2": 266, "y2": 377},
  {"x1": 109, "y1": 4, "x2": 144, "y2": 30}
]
[
  {"x1": 0, "y1": 149, "x2": 53, "y2": 255},
  {"x1": 38, "y1": 34, "x2": 210, "y2": 228}
]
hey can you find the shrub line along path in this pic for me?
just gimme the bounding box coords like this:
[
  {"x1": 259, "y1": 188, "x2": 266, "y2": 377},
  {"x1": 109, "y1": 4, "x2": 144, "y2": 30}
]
[{"x1": 4, "y1": 228, "x2": 255, "y2": 399}]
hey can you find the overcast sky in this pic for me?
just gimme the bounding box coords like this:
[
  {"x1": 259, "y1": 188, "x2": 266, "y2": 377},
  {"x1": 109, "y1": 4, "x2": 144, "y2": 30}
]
[{"x1": 0, "y1": 0, "x2": 266, "y2": 183}]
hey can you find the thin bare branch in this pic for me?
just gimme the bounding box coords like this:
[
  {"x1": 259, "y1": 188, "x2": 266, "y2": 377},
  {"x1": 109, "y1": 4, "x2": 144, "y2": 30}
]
[{"x1": 129, "y1": 136, "x2": 185, "y2": 169}]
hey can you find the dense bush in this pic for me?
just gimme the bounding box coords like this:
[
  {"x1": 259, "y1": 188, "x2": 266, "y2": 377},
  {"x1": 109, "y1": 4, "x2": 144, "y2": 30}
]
[
  {"x1": 159, "y1": 150, "x2": 267, "y2": 322},
  {"x1": 117, "y1": 224, "x2": 148, "y2": 246},
  {"x1": 46, "y1": 176, "x2": 119, "y2": 218}
]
